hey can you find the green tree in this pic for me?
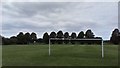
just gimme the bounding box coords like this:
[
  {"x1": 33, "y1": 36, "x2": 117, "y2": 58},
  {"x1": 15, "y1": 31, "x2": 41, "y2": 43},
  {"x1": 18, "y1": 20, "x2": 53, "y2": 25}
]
[
  {"x1": 77, "y1": 31, "x2": 84, "y2": 44},
  {"x1": 50, "y1": 31, "x2": 56, "y2": 38},
  {"x1": 85, "y1": 29, "x2": 95, "y2": 44},
  {"x1": 2, "y1": 37, "x2": 11, "y2": 45},
  {"x1": 24, "y1": 32, "x2": 31, "y2": 44},
  {"x1": 85, "y1": 29, "x2": 94, "y2": 38},
  {"x1": 31, "y1": 32, "x2": 37, "y2": 43},
  {"x1": 94, "y1": 37, "x2": 102, "y2": 44},
  {"x1": 43, "y1": 32, "x2": 49, "y2": 44},
  {"x1": 50, "y1": 31, "x2": 56, "y2": 44},
  {"x1": 57, "y1": 30, "x2": 64, "y2": 38},
  {"x1": 64, "y1": 32, "x2": 69, "y2": 38},
  {"x1": 71, "y1": 32, "x2": 76, "y2": 39},
  {"x1": 77, "y1": 31, "x2": 84, "y2": 38},
  {"x1": 64, "y1": 32, "x2": 69, "y2": 44},
  {"x1": 71, "y1": 32, "x2": 76, "y2": 44},
  {"x1": 17, "y1": 32, "x2": 24, "y2": 44},
  {"x1": 36, "y1": 38, "x2": 43, "y2": 43},
  {"x1": 110, "y1": 28, "x2": 119, "y2": 44},
  {"x1": 10, "y1": 36, "x2": 17, "y2": 44},
  {"x1": 57, "y1": 30, "x2": 64, "y2": 44}
]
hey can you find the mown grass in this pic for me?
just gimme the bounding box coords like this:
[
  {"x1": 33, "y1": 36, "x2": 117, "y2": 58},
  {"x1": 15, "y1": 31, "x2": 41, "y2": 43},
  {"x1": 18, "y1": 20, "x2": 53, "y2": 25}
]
[{"x1": 2, "y1": 44, "x2": 118, "y2": 66}]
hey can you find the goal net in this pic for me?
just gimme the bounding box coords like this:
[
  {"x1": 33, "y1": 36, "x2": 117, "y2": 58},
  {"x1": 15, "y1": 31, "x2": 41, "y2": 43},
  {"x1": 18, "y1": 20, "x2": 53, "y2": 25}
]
[{"x1": 49, "y1": 38, "x2": 104, "y2": 58}]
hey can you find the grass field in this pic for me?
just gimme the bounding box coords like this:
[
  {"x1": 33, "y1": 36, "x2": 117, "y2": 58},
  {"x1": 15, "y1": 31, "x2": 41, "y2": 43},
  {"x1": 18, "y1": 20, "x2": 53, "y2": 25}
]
[{"x1": 2, "y1": 44, "x2": 118, "y2": 66}]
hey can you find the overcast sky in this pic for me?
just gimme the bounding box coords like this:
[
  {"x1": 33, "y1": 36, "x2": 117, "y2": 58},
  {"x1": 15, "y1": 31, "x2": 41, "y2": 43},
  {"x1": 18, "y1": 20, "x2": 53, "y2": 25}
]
[{"x1": 1, "y1": 2, "x2": 118, "y2": 40}]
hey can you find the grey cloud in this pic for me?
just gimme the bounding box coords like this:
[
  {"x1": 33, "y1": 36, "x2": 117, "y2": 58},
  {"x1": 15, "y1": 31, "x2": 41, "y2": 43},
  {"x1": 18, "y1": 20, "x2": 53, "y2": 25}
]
[
  {"x1": 3, "y1": 21, "x2": 52, "y2": 31},
  {"x1": 2, "y1": 2, "x2": 118, "y2": 40},
  {"x1": 3, "y1": 2, "x2": 71, "y2": 17}
]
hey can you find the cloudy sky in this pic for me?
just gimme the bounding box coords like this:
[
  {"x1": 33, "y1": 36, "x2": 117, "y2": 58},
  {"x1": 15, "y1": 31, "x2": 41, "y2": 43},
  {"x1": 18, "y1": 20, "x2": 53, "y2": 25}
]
[{"x1": 1, "y1": 2, "x2": 118, "y2": 40}]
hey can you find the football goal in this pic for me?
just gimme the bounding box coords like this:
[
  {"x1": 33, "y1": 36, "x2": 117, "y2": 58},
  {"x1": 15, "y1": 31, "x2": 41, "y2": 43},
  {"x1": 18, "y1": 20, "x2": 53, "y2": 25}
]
[{"x1": 49, "y1": 38, "x2": 104, "y2": 58}]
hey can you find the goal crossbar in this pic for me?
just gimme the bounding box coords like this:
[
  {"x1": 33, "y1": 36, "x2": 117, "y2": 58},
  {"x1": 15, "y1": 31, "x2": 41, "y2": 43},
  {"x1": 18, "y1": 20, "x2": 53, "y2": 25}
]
[
  {"x1": 49, "y1": 38, "x2": 104, "y2": 58},
  {"x1": 50, "y1": 38, "x2": 102, "y2": 40}
]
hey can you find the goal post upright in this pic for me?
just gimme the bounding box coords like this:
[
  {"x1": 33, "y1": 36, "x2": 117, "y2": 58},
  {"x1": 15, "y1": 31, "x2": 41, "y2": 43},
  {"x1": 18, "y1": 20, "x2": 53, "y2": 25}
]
[
  {"x1": 102, "y1": 39, "x2": 104, "y2": 58},
  {"x1": 49, "y1": 38, "x2": 51, "y2": 56}
]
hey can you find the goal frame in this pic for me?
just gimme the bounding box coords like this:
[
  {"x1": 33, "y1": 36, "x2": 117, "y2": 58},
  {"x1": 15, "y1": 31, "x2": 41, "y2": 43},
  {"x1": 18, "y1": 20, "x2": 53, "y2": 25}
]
[{"x1": 49, "y1": 38, "x2": 104, "y2": 58}]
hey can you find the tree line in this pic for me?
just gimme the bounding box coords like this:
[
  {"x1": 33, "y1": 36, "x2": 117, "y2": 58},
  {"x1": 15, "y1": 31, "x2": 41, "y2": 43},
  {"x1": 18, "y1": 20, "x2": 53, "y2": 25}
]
[
  {"x1": 2, "y1": 32, "x2": 37, "y2": 45},
  {"x1": 1, "y1": 28, "x2": 120, "y2": 45},
  {"x1": 43, "y1": 29, "x2": 102, "y2": 44}
]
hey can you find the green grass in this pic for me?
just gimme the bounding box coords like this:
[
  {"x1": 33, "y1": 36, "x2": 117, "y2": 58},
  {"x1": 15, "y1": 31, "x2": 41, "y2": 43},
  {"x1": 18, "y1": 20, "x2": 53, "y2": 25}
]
[{"x1": 2, "y1": 44, "x2": 118, "y2": 66}]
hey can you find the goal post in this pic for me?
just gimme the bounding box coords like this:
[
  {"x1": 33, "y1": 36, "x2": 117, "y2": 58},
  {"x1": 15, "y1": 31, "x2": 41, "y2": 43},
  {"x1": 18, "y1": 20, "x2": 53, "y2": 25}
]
[
  {"x1": 49, "y1": 38, "x2": 51, "y2": 56},
  {"x1": 102, "y1": 38, "x2": 104, "y2": 58},
  {"x1": 49, "y1": 38, "x2": 104, "y2": 58}
]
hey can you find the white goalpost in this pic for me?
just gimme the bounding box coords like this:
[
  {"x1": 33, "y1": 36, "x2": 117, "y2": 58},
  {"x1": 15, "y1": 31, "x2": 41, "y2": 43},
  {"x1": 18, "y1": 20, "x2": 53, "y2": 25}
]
[{"x1": 49, "y1": 38, "x2": 104, "y2": 58}]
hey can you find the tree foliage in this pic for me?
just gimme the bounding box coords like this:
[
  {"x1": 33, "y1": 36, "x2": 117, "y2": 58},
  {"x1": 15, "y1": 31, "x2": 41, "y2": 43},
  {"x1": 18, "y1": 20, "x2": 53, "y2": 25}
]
[
  {"x1": 64, "y1": 32, "x2": 69, "y2": 44},
  {"x1": 50, "y1": 31, "x2": 56, "y2": 44},
  {"x1": 71, "y1": 32, "x2": 76, "y2": 44},
  {"x1": 2, "y1": 37, "x2": 11, "y2": 45},
  {"x1": 3, "y1": 29, "x2": 115, "y2": 45},
  {"x1": 57, "y1": 30, "x2": 64, "y2": 38},
  {"x1": 110, "y1": 28, "x2": 120, "y2": 44},
  {"x1": 85, "y1": 29, "x2": 94, "y2": 38},
  {"x1": 17, "y1": 32, "x2": 24, "y2": 44},
  {"x1": 31, "y1": 32, "x2": 37, "y2": 43},
  {"x1": 50, "y1": 31, "x2": 56, "y2": 38},
  {"x1": 77, "y1": 31, "x2": 84, "y2": 38},
  {"x1": 43, "y1": 32, "x2": 49, "y2": 44},
  {"x1": 10, "y1": 36, "x2": 17, "y2": 44},
  {"x1": 57, "y1": 30, "x2": 64, "y2": 44},
  {"x1": 24, "y1": 32, "x2": 31, "y2": 44}
]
